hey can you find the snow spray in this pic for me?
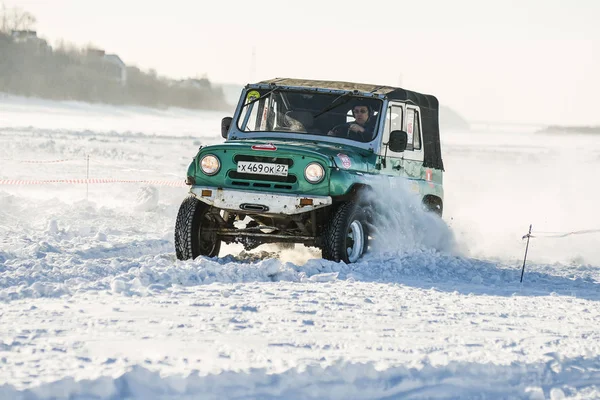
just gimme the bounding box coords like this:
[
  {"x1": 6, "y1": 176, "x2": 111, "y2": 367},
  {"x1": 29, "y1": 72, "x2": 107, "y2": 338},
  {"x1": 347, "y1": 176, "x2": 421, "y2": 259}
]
[{"x1": 363, "y1": 178, "x2": 458, "y2": 255}]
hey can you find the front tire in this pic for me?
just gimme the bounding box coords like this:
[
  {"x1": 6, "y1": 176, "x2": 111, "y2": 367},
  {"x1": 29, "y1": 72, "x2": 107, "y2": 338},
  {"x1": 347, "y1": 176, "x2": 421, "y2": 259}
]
[
  {"x1": 175, "y1": 195, "x2": 221, "y2": 260},
  {"x1": 322, "y1": 202, "x2": 369, "y2": 263}
]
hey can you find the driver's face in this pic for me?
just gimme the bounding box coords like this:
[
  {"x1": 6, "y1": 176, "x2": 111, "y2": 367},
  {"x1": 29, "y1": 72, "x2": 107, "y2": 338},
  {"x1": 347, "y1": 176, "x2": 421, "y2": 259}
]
[{"x1": 353, "y1": 106, "x2": 369, "y2": 125}]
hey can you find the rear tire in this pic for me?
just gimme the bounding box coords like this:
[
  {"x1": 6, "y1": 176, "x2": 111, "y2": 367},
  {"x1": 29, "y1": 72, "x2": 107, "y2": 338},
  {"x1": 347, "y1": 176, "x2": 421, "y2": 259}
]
[
  {"x1": 423, "y1": 196, "x2": 443, "y2": 217},
  {"x1": 322, "y1": 202, "x2": 369, "y2": 263},
  {"x1": 175, "y1": 195, "x2": 221, "y2": 260}
]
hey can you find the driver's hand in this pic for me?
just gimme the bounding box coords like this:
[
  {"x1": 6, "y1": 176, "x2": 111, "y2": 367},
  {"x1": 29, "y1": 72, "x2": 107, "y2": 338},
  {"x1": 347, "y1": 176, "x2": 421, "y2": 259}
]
[{"x1": 349, "y1": 124, "x2": 364, "y2": 133}]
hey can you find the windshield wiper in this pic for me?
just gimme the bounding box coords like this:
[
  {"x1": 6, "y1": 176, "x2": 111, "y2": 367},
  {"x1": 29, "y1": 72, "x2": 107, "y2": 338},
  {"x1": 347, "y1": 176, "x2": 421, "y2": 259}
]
[
  {"x1": 241, "y1": 87, "x2": 280, "y2": 109},
  {"x1": 313, "y1": 92, "x2": 353, "y2": 119}
]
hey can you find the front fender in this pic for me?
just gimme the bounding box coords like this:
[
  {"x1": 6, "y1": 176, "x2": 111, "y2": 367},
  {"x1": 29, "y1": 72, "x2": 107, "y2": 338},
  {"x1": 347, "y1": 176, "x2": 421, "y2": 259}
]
[
  {"x1": 329, "y1": 169, "x2": 374, "y2": 197},
  {"x1": 186, "y1": 160, "x2": 197, "y2": 179}
]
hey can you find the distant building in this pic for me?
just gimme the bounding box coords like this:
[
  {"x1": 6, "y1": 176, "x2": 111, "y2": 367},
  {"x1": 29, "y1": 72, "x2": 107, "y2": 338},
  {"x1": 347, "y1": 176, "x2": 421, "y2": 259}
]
[
  {"x1": 87, "y1": 48, "x2": 106, "y2": 58},
  {"x1": 103, "y1": 54, "x2": 127, "y2": 86},
  {"x1": 10, "y1": 30, "x2": 37, "y2": 42},
  {"x1": 10, "y1": 30, "x2": 52, "y2": 53},
  {"x1": 87, "y1": 47, "x2": 127, "y2": 86}
]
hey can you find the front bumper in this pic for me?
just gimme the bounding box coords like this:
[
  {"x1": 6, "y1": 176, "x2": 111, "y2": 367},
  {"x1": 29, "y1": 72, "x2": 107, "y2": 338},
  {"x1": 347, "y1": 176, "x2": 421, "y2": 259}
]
[{"x1": 190, "y1": 186, "x2": 332, "y2": 215}]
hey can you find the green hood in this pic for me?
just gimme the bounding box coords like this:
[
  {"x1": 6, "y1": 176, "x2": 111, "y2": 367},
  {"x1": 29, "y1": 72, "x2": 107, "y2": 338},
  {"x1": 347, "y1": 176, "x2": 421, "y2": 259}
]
[{"x1": 201, "y1": 139, "x2": 377, "y2": 172}]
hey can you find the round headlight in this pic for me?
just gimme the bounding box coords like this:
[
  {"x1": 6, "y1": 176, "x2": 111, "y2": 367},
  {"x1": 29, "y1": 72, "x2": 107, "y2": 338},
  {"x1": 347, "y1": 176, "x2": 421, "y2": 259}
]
[
  {"x1": 304, "y1": 162, "x2": 325, "y2": 184},
  {"x1": 200, "y1": 154, "x2": 220, "y2": 175}
]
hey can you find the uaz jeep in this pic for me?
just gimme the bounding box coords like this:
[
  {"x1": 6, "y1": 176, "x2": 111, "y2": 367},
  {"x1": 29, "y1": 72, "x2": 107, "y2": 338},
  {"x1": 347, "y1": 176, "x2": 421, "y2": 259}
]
[{"x1": 175, "y1": 78, "x2": 444, "y2": 263}]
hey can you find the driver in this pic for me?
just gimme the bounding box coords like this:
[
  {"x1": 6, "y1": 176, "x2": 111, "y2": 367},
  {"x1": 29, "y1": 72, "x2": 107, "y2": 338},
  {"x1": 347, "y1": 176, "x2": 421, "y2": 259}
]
[{"x1": 327, "y1": 103, "x2": 375, "y2": 141}]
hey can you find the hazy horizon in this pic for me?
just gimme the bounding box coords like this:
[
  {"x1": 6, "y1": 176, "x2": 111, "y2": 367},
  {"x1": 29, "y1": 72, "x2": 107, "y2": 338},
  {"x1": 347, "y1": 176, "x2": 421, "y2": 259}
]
[{"x1": 6, "y1": 0, "x2": 600, "y2": 126}]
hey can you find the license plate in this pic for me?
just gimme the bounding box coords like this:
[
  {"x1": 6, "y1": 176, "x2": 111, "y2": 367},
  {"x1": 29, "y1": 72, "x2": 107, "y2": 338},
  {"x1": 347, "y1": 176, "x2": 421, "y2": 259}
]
[{"x1": 237, "y1": 161, "x2": 288, "y2": 176}]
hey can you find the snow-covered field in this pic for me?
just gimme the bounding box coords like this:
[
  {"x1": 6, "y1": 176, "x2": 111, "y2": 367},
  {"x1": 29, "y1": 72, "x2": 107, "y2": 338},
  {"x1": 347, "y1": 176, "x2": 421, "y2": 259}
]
[{"x1": 1, "y1": 94, "x2": 599, "y2": 399}]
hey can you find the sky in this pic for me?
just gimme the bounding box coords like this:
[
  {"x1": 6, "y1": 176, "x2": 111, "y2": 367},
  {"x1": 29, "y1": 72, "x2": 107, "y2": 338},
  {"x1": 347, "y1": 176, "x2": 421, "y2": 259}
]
[{"x1": 6, "y1": 0, "x2": 600, "y2": 125}]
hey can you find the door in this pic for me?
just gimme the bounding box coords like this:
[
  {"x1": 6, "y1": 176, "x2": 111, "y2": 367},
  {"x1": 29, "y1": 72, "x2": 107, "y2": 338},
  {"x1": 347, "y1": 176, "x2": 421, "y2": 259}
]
[
  {"x1": 402, "y1": 105, "x2": 424, "y2": 178},
  {"x1": 380, "y1": 101, "x2": 405, "y2": 175}
]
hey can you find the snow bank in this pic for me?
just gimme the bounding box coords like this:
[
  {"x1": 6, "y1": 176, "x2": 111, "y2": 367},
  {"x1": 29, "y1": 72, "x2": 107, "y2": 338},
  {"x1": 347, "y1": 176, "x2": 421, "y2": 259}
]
[
  {"x1": 1, "y1": 356, "x2": 598, "y2": 399},
  {"x1": 3, "y1": 241, "x2": 599, "y2": 301}
]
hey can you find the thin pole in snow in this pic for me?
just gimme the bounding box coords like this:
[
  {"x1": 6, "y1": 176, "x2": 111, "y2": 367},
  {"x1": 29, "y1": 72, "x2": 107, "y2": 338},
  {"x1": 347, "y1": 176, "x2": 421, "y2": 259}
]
[{"x1": 520, "y1": 224, "x2": 532, "y2": 283}]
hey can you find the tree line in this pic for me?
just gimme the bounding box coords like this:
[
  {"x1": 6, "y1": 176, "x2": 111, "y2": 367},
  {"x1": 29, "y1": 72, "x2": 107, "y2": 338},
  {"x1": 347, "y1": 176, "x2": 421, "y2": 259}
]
[{"x1": 0, "y1": 5, "x2": 230, "y2": 111}]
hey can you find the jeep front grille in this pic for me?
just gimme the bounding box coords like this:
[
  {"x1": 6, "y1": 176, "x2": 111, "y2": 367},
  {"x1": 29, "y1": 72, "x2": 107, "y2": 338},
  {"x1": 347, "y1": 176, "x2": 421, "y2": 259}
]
[
  {"x1": 228, "y1": 171, "x2": 297, "y2": 183},
  {"x1": 230, "y1": 180, "x2": 293, "y2": 190}
]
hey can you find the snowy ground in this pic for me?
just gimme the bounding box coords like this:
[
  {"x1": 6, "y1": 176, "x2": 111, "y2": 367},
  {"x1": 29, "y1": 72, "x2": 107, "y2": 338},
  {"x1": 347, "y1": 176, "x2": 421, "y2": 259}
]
[{"x1": 1, "y1": 94, "x2": 599, "y2": 399}]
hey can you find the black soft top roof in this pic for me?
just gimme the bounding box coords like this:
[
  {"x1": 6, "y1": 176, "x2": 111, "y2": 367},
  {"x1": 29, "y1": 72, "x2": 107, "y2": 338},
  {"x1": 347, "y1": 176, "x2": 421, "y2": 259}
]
[
  {"x1": 254, "y1": 78, "x2": 444, "y2": 171},
  {"x1": 257, "y1": 78, "x2": 439, "y2": 111}
]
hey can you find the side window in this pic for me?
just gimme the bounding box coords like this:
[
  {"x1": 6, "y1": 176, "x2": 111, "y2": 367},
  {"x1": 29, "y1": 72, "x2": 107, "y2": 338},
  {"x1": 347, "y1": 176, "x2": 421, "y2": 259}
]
[
  {"x1": 405, "y1": 108, "x2": 422, "y2": 151},
  {"x1": 346, "y1": 109, "x2": 353, "y2": 124},
  {"x1": 390, "y1": 105, "x2": 403, "y2": 132},
  {"x1": 413, "y1": 110, "x2": 422, "y2": 150},
  {"x1": 382, "y1": 104, "x2": 404, "y2": 154},
  {"x1": 406, "y1": 109, "x2": 415, "y2": 150}
]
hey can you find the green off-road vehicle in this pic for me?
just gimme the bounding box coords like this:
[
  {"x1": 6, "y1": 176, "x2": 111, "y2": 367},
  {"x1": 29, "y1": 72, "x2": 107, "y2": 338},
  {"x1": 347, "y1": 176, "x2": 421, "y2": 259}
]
[{"x1": 175, "y1": 78, "x2": 444, "y2": 263}]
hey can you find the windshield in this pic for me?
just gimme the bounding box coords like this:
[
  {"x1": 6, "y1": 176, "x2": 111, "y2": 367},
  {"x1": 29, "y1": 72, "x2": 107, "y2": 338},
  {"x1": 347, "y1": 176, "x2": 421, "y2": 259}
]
[{"x1": 236, "y1": 88, "x2": 383, "y2": 143}]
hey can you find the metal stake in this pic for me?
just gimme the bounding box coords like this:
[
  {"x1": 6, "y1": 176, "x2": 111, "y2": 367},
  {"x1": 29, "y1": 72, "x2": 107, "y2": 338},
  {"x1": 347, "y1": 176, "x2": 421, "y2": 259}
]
[{"x1": 520, "y1": 224, "x2": 532, "y2": 283}]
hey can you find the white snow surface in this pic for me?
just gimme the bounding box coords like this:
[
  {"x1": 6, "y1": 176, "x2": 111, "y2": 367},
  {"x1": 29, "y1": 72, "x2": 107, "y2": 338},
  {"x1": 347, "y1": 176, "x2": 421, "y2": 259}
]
[{"x1": 1, "y1": 94, "x2": 600, "y2": 399}]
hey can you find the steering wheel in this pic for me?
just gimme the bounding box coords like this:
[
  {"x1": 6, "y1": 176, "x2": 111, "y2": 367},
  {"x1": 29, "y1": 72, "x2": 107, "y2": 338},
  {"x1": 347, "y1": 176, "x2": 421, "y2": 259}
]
[{"x1": 329, "y1": 124, "x2": 352, "y2": 138}]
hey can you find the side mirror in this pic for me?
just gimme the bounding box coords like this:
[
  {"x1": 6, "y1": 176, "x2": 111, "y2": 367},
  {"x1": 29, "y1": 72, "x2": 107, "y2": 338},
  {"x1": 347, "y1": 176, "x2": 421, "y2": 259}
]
[
  {"x1": 389, "y1": 130, "x2": 408, "y2": 152},
  {"x1": 221, "y1": 117, "x2": 232, "y2": 138}
]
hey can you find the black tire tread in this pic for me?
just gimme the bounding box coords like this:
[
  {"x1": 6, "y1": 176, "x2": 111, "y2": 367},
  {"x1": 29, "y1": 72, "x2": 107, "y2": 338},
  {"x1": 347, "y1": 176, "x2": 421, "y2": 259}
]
[
  {"x1": 174, "y1": 195, "x2": 199, "y2": 260},
  {"x1": 323, "y1": 202, "x2": 356, "y2": 263}
]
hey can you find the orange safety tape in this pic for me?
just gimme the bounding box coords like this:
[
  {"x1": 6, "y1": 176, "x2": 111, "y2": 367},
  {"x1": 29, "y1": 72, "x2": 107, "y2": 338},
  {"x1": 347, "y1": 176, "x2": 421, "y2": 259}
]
[
  {"x1": 0, "y1": 179, "x2": 187, "y2": 187},
  {"x1": 0, "y1": 158, "x2": 77, "y2": 163}
]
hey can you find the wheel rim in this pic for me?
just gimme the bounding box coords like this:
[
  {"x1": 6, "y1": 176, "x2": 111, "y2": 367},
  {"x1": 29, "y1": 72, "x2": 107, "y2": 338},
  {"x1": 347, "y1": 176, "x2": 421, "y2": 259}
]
[
  {"x1": 198, "y1": 213, "x2": 218, "y2": 254},
  {"x1": 346, "y1": 220, "x2": 364, "y2": 263}
]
